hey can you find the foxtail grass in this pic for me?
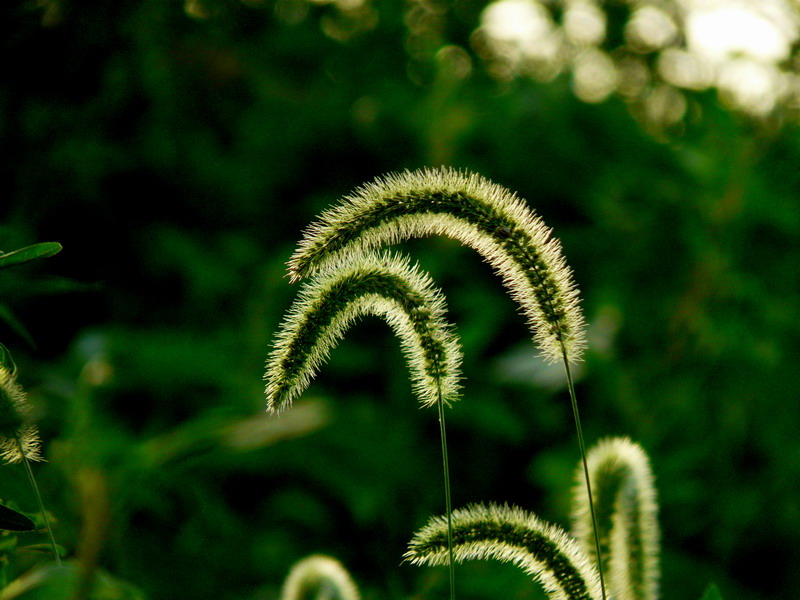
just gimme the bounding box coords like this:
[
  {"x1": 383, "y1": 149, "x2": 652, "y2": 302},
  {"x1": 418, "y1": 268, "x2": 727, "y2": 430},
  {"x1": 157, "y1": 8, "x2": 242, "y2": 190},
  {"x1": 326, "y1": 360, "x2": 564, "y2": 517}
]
[
  {"x1": 406, "y1": 503, "x2": 603, "y2": 600},
  {"x1": 265, "y1": 250, "x2": 461, "y2": 411},
  {"x1": 265, "y1": 250, "x2": 460, "y2": 598},
  {"x1": 571, "y1": 437, "x2": 660, "y2": 600},
  {"x1": 284, "y1": 167, "x2": 604, "y2": 598},
  {"x1": 0, "y1": 362, "x2": 60, "y2": 566},
  {"x1": 280, "y1": 555, "x2": 360, "y2": 600},
  {"x1": 288, "y1": 167, "x2": 585, "y2": 364}
]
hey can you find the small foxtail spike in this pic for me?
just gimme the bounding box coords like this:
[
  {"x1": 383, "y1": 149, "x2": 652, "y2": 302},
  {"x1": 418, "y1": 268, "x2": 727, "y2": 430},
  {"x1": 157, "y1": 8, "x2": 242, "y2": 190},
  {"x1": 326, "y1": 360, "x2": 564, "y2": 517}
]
[
  {"x1": 571, "y1": 437, "x2": 660, "y2": 600},
  {"x1": 406, "y1": 503, "x2": 603, "y2": 600},
  {"x1": 280, "y1": 555, "x2": 360, "y2": 600},
  {"x1": 1, "y1": 362, "x2": 60, "y2": 565},
  {"x1": 265, "y1": 250, "x2": 461, "y2": 412}
]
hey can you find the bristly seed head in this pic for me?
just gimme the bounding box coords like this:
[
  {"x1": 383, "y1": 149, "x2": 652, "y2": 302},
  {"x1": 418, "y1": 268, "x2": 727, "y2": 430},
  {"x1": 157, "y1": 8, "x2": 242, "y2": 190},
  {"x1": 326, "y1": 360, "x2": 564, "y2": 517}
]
[
  {"x1": 288, "y1": 167, "x2": 586, "y2": 364},
  {"x1": 571, "y1": 437, "x2": 660, "y2": 600},
  {"x1": 265, "y1": 251, "x2": 462, "y2": 413},
  {"x1": 406, "y1": 503, "x2": 603, "y2": 600},
  {"x1": 280, "y1": 554, "x2": 361, "y2": 600},
  {"x1": 0, "y1": 365, "x2": 43, "y2": 464}
]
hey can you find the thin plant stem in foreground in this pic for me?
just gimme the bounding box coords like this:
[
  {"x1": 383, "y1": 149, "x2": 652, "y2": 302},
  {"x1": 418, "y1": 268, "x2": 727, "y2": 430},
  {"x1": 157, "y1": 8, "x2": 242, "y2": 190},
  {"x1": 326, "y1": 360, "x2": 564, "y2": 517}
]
[
  {"x1": 1, "y1": 361, "x2": 59, "y2": 566},
  {"x1": 436, "y1": 388, "x2": 455, "y2": 600},
  {"x1": 562, "y1": 352, "x2": 605, "y2": 600},
  {"x1": 15, "y1": 434, "x2": 60, "y2": 566}
]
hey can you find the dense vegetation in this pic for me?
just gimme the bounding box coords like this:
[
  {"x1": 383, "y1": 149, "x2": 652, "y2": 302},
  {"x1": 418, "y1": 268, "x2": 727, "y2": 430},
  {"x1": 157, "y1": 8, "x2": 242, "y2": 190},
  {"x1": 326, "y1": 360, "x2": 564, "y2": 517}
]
[{"x1": 2, "y1": 1, "x2": 799, "y2": 598}]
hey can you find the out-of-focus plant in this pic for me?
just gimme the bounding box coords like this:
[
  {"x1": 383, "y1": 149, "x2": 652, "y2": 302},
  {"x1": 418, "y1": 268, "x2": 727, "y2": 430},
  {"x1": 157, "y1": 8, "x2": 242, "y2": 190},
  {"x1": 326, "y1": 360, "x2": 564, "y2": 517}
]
[
  {"x1": 0, "y1": 241, "x2": 146, "y2": 599},
  {"x1": 179, "y1": 0, "x2": 800, "y2": 131},
  {"x1": 280, "y1": 554, "x2": 360, "y2": 600},
  {"x1": 0, "y1": 243, "x2": 62, "y2": 567}
]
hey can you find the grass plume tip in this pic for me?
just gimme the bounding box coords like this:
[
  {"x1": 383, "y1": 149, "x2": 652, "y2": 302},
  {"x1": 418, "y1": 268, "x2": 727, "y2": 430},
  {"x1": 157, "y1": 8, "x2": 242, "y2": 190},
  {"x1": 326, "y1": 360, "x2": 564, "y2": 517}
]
[
  {"x1": 0, "y1": 364, "x2": 43, "y2": 464},
  {"x1": 288, "y1": 167, "x2": 585, "y2": 364},
  {"x1": 405, "y1": 503, "x2": 603, "y2": 600},
  {"x1": 280, "y1": 554, "x2": 361, "y2": 600},
  {"x1": 571, "y1": 437, "x2": 660, "y2": 600},
  {"x1": 265, "y1": 251, "x2": 462, "y2": 412}
]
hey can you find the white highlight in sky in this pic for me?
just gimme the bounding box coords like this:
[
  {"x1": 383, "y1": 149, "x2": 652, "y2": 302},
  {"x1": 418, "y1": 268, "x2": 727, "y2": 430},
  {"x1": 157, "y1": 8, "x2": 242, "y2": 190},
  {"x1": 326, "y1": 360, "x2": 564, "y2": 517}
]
[
  {"x1": 686, "y1": 3, "x2": 794, "y2": 63},
  {"x1": 563, "y1": 1, "x2": 606, "y2": 46},
  {"x1": 482, "y1": 0, "x2": 552, "y2": 44},
  {"x1": 477, "y1": 0, "x2": 800, "y2": 116}
]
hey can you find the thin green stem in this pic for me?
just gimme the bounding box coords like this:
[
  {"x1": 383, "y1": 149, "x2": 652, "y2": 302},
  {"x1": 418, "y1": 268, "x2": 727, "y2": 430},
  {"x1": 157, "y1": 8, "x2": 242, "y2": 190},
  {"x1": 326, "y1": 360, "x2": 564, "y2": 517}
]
[
  {"x1": 15, "y1": 434, "x2": 60, "y2": 566},
  {"x1": 561, "y1": 352, "x2": 606, "y2": 600},
  {"x1": 437, "y1": 388, "x2": 455, "y2": 600}
]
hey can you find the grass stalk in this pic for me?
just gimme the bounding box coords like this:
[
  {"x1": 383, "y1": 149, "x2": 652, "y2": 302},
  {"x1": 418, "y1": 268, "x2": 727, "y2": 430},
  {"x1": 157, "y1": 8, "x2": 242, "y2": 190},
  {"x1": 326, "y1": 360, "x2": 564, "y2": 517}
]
[
  {"x1": 15, "y1": 434, "x2": 60, "y2": 566},
  {"x1": 436, "y1": 388, "x2": 455, "y2": 600},
  {"x1": 561, "y1": 351, "x2": 605, "y2": 600}
]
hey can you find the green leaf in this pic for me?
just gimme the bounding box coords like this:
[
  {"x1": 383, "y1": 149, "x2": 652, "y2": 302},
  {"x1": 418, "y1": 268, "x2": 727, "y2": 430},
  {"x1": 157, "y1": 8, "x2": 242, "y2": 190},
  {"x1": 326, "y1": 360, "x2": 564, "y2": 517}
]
[
  {"x1": 0, "y1": 503, "x2": 34, "y2": 532},
  {"x1": 700, "y1": 584, "x2": 724, "y2": 600},
  {"x1": 0, "y1": 243, "x2": 62, "y2": 270}
]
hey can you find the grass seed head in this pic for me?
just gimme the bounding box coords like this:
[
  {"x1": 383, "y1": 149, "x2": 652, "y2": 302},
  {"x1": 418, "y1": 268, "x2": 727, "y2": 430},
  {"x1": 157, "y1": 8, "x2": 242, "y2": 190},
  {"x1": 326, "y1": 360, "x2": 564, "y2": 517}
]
[
  {"x1": 406, "y1": 503, "x2": 603, "y2": 600},
  {"x1": 266, "y1": 251, "x2": 462, "y2": 412},
  {"x1": 571, "y1": 437, "x2": 660, "y2": 600},
  {"x1": 288, "y1": 167, "x2": 585, "y2": 363},
  {"x1": 280, "y1": 555, "x2": 360, "y2": 600},
  {"x1": 0, "y1": 365, "x2": 43, "y2": 464}
]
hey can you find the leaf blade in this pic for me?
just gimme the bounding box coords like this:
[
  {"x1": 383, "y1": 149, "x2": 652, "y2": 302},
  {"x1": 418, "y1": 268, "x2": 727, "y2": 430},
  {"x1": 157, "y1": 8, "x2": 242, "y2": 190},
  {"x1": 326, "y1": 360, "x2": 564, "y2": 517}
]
[
  {"x1": 0, "y1": 503, "x2": 35, "y2": 532},
  {"x1": 0, "y1": 243, "x2": 62, "y2": 270}
]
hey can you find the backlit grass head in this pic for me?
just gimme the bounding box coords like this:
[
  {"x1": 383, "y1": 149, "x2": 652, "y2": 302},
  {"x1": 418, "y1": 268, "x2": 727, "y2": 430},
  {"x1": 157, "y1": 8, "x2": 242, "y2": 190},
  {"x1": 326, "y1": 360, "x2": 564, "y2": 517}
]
[
  {"x1": 406, "y1": 503, "x2": 603, "y2": 600},
  {"x1": 288, "y1": 167, "x2": 585, "y2": 364},
  {"x1": 265, "y1": 251, "x2": 461, "y2": 412},
  {"x1": 0, "y1": 363, "x2": 43, "y2": 464},
  {"x1": 571, "y1": 437, "x2": 660, "y2": 600},
  {"x1": 281, "y1": 554, "x2": 360, "y2": 600}
]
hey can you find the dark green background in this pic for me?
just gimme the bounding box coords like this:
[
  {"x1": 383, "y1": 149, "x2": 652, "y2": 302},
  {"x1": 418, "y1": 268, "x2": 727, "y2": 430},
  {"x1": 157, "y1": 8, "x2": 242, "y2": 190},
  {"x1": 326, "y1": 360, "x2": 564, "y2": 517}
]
[{"x1": 2, "y1": 1, "x2": 799, "y2": 599}]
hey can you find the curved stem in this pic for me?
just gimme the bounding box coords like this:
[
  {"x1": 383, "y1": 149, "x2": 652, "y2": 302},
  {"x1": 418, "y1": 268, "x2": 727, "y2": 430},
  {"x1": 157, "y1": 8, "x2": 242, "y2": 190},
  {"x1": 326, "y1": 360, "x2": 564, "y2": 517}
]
[
  {"x1": 16, "y1": 434, "x2": 60, "y2": 566},
  {"x1": 437, "y1": 388, "x2": 455, "y2": 600},
  {"x1": 561, "y1": 352, "x2": 605, "y2": 600}
]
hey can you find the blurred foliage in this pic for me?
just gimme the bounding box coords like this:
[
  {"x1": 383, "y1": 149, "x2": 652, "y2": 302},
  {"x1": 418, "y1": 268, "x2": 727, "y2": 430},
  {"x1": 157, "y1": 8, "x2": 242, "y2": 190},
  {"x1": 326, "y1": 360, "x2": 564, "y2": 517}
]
[{"x1": 2, "y1": 0, "x2": 799, "y2": 599}]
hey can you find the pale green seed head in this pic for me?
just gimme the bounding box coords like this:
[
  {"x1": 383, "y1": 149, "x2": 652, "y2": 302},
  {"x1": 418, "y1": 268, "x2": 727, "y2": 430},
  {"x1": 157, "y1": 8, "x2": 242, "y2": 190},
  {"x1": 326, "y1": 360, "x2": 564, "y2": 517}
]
[
  {"x1": 280, "y1": 555, "x2": 360, "y2": 600},
  {"x1": 0, "y1": 365, "x2": 43, "y2": 464},
  {"x1": 288, "y1": 167, "x2": 586, "y2": 364},
  {"x1": 571, "y1": 437, "x2": 660, "y2": 600},
  {"x1": 406, "y1": 503, "x2": 603, "y2": 600},
  {"x1": 265, "y1": 251, "x2": 462, "y2": 412}
]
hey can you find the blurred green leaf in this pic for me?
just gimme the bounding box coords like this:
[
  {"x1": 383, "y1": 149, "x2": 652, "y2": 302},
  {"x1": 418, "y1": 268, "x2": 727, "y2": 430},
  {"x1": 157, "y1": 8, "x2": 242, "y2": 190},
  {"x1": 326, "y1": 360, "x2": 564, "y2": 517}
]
[
  {"x1": 700, "y1": 584, "x2": 724, "y2": 600},
  {"x1": 0, "y1": 504, "x2": 34, "y2": 532},
  {"x1": 136, "y1": 398, "x2": 330, "y2": 468},
  {"x1": 0, "y1": 243, "x2": 62, "y2": 270},
  {"x1": 0, "y1": 562, "x2": 145, "y2": 600}
]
